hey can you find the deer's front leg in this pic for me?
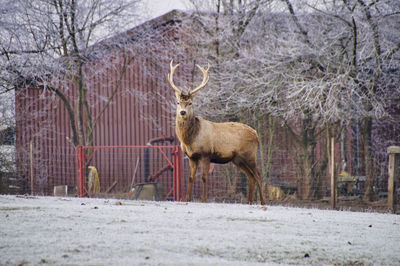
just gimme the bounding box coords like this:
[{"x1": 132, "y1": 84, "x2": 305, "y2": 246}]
[
  {"x1": 185, "y1": 159, "x2": 198, "y2": 202},
  {"x1": 200, "y1": 159, "x2": 210, "y2": 203}
]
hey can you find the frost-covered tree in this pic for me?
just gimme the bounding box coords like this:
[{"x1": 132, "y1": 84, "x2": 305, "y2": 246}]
[
  {"x1": 187, "y1": 0, "x2": 400, "y2": 199},
  {"x1": 0, "y1": 0, "x2": 142, "y2": 148},
  {"x1": 274, "y1": 0, "x2": 400, "y2": 200},
  {"x1": 0, "y1": 0, "x2": 149, "y2": 193}
]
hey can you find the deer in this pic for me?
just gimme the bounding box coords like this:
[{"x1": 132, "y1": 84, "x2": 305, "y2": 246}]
[{"x1": 167, "y1": 60, "x2": 265, "y2": 205}]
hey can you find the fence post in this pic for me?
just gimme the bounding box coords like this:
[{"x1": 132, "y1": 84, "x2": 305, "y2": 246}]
[
  {"x1": 172, "y1": 146, "x2": 183, "y2": 201},
  {"x1": 30, "y1": 139, "x2": 34, "y2": 195},
  {"x1": 387, "y1": 146, "x2": 400, "y2": 213},
  {"x1": 330, "y1": 137, "x2": 336, "y2": 210},
  {"x1": 177, "y1": 146, "x2": 183, "y2": 200},
  {"x1": 76, "y1": 146, "x2": 85, "y2": 197}
]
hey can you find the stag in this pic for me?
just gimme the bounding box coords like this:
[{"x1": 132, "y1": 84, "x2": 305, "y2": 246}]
[{"x1": 168, "y1": 60, "x2": 265, "y2": 205}]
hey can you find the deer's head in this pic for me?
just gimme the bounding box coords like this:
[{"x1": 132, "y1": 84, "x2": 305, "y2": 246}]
[{"x1": 168, "y1": 60, "x2": 210, "y2": 120}]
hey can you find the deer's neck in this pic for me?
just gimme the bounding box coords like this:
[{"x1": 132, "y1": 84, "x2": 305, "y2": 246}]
[{"x1": 176, "y1": 115, "x2": 200, "y2": 145}]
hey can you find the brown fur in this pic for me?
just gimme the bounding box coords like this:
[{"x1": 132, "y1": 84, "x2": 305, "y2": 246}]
[
  {"x1": 168, "y1": 61, "x2": 265, "y2": 205},
  {"x1": 176, "y1": 116, "x2": 200, "y2": 146}
]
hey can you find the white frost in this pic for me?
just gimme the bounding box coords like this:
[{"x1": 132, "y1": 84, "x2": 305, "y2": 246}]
[{"x1": 0, "y1": 195, "x2": 399, "y2": 265}]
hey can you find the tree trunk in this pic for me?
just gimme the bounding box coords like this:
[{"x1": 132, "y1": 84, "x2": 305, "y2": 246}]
[
  {"x1": 265, "y1": 116, "x2": 276, "y2": 182},
  {"x1": 257, "y1": 118, "x2": 267, "y2": 180},
  {"x1": 0, "y1": 172, "x2": 3, "y2": 194},
  {"x1": 363, "y1": 117, "x2": 376, "y2": 201},
  {"x1": 294, "y1": 110, "x2": 320, "y2": 200}
]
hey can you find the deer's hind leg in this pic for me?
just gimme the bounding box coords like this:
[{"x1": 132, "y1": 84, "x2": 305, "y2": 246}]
[
  {"x1": 233, "y1": 157, "x2": 255, "y2": 204},
  {"x1": 233, "y1": 156, "x2": 265, "y2": 205},
  {"x1": 253, "y1": 168, "x2": 265, "y2": 205},
  {"x1": 243, "y1": 157, "x2": 265, "y2": 205}
]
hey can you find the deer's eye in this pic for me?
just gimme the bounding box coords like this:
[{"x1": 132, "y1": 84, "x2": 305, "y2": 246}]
[{"x1": 188, "y1": 102, "x2": 192, "y2": 106}]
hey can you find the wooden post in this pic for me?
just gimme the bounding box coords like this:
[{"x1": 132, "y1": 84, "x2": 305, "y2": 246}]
[
  {"x1": 130, "y1": 157, "x2": 140, "y2": 191},
  {"x1": 387, "y1": 146, "x2": 400, "y2": 213},
  {"x1": 330, "y1": 137, "x2": 336, "y2": 210},
  {"x1": 30, "y1": 139, "x2": 34, "y2": 195}
]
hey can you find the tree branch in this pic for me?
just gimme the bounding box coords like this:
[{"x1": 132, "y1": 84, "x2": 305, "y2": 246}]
[
  {"x1": 283, "y1": 0, "x2": 311, "y2": 46},
  {"x1": 16, "y1": 78, "x2": 79, "y2": 146},
  {"x1": 92, "y1": 51, "x2": 135, "y2": 130}
]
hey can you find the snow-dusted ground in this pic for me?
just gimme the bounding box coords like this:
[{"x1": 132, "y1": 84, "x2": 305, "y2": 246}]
[{"x1": 1, "y1": 195, "x2": 399, "y2": 265}]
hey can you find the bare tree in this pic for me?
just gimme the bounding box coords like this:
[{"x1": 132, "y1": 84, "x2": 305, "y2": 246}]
[
  {"x1": 296, "y1": 0, "x2": 400, "y2": 200},
  {"x1": 0, "y1": 0, "x2": 142, "y2": 148},
  {"x1": 0, "y1": 0, "x2": 146, "y2": 193},
  {"x1": 186, "y1": 0, "x2": 400, "y2": 199}
]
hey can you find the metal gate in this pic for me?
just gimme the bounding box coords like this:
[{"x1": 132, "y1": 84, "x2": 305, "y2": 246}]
[{"x1": 76, "y1": 145, "x2": 183, "y2": 200}]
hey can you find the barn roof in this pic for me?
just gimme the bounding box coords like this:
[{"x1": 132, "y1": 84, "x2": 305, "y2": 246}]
[{"x1": 87, "y1": 9, "x2": 192, "y2": 59}]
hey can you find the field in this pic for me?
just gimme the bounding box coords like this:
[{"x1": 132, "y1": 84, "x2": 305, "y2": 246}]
[{"x1": 1, "y1": 195, "x2": 399, "y2": 265}]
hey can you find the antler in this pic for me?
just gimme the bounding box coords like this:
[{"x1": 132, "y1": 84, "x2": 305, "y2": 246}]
[
  {"x1": 167, "y1": 60, "x2": 182, "y2": 95},
  {"x1": 189, "y1": 63, "x2": 210, "y2": 96}
]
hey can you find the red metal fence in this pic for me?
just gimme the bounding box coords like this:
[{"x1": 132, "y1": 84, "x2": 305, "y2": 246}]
[
  {"x1": 76, "y1": 145, "x2": 183, "y2": 201},
  {"x1": 75, "y1": 145, "x2": 260, "y2": 203}
]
